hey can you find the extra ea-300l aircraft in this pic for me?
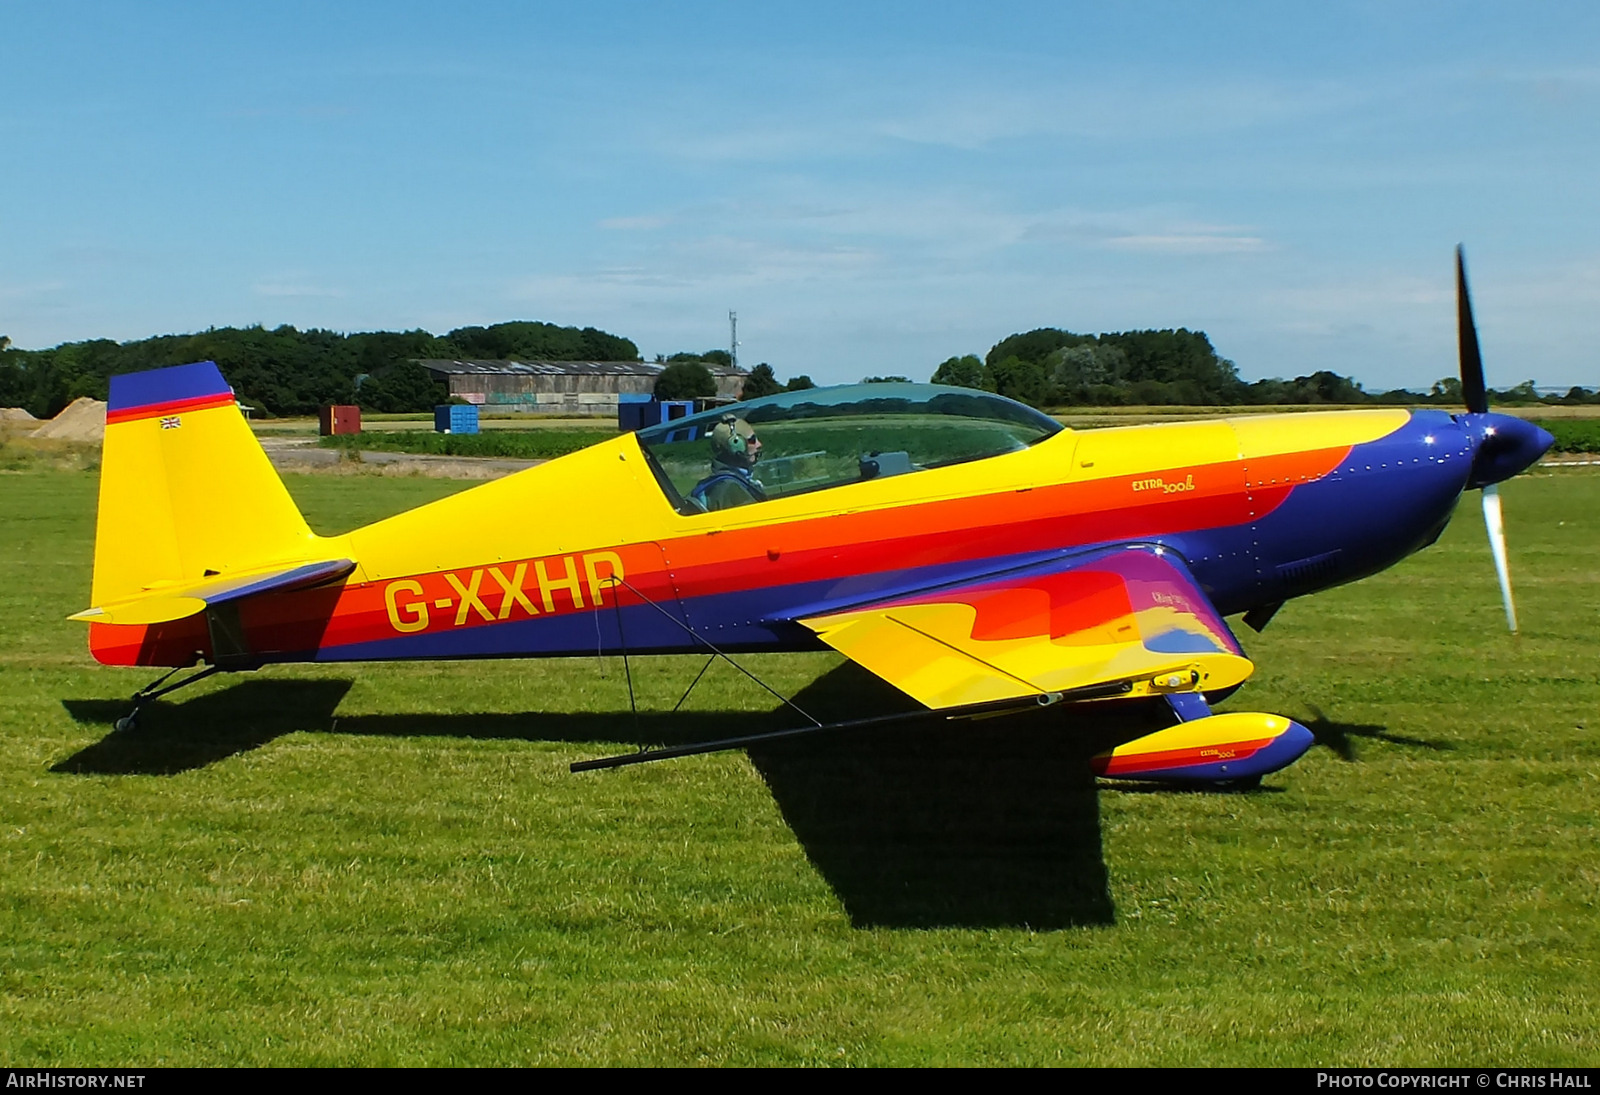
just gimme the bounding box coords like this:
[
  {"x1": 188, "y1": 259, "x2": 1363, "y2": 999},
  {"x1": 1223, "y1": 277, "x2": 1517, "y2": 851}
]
[{"x1": 74, "y1": 252, "x2": 1552, "y2": 785}]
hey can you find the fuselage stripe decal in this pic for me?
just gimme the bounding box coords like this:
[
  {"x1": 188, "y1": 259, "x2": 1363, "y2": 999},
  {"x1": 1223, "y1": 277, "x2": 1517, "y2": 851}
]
[{"x1": 105, "y1": 392, "x2": 237, "y2": 424}]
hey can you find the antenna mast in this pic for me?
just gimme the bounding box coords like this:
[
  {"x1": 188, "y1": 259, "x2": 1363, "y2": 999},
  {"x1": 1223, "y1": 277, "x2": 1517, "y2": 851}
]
[{"x1": 729, "y1": 310, "x2": 739, "y2": 371}]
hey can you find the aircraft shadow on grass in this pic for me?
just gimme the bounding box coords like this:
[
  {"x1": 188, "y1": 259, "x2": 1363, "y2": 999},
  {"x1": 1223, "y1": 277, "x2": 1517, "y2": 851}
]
[
  {"x1": 745, "y1": 664, "x2": 1131, "y2": 929},
  {"x1": 59, "y1": 679, "x2": 357, "y2": 777},
  {"x1": 1297, "y1": 702, "x2": 1455, "y2": 762},
  {"x1": 55, "y1": 664, "x2": 1431, "y2": 931},
  {"x1": 56, "y1": 663, "x2": 1120, "y2": 928}
]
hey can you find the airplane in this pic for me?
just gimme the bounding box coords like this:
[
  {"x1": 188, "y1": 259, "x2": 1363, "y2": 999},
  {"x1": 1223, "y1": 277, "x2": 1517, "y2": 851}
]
[{"x1": 72, "y1": 251, "x2": 1552, "y2": 786}]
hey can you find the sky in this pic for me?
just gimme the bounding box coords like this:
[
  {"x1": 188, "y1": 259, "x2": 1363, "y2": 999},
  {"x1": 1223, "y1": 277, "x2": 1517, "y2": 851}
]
[{"x1": 4, "y1": 1, "x2": 1600, "y2": 390}]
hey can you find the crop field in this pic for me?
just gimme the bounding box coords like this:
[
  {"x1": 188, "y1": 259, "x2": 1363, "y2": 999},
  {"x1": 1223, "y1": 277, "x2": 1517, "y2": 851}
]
[{"x1": 1, "y1": 460, "x2": 1596, "y2": 1066}]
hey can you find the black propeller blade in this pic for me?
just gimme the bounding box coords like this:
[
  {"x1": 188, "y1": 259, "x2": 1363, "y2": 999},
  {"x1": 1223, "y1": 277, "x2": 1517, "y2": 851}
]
[{"x1": 1457, "y1": 245, "x2": 1488, "y2": 414}]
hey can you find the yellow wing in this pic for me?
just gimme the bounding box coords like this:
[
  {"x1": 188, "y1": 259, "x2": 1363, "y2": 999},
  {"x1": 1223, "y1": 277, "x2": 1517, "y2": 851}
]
[{"x1": 798, "y1": 544, "x2": 1251, "y2": 709}]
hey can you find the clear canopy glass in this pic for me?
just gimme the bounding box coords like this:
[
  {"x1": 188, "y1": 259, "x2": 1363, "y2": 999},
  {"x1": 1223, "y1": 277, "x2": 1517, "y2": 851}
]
[{"x1": 635, "y1": 383, "x2": 1062, "y2": 514}]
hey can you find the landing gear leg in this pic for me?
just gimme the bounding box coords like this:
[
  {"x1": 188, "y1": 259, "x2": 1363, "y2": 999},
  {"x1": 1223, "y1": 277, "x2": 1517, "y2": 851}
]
[{"x1": 114, "y1": 664, "x2": 224, "y2": 733}]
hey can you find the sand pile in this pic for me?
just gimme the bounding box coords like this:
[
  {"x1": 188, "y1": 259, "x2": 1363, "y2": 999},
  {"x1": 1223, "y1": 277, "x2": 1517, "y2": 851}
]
[
  {"x1": 31, "y1": 397, "x2": 107, "y2": 442},
  {"x1": 0, "y1": 407, "x2": 36, "y2": 422}
]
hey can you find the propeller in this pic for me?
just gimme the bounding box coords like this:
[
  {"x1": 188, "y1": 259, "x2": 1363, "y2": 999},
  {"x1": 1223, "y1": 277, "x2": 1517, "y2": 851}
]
[
  {"x1": 1456, "y1": 246, "x2": 1488, "y2": 415},
  {"x1": 1456, "y1": 246, "x2": 1534, "y2": 633},
  {"x1": 1479, "y1": 481, "x2": 1517, "y2": 632}
]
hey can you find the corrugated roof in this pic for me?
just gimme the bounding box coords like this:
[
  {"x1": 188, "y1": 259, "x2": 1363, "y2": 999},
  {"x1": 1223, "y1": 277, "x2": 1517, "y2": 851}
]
[{"x1": 417, "y1": 359, "x2": 744, "y2": 377}]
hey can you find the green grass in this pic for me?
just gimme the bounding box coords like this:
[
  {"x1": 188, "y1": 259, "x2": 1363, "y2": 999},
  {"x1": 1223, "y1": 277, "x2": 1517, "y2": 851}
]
[
  {"x1": 0, "y1": 435, "x2": 100, "y2": 473},
  {"x1": 0, "y1": 466, "x2": 1596, "y2": 1065},
  {"x1": 318, "y1": 429, "x2": 614, "y2": 460},
  {"x1": 1535, "y1": 418, "x2": 1600, "y2": 453}
]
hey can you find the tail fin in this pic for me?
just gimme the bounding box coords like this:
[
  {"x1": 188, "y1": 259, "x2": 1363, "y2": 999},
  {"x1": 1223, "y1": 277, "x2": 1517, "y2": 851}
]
[{"x1": 88, "y1": 362, "x2": 321, "y2": 610}]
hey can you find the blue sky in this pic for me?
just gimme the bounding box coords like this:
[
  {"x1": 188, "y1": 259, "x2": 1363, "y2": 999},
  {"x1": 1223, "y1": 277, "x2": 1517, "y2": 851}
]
[{"x1": 5, "y1": 1, "x2": 1599, "y2": 390}]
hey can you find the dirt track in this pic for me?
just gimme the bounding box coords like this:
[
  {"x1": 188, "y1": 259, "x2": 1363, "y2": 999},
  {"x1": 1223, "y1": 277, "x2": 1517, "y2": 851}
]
[{"x1": 257, "y1": 436, "x2": 539, "y2": 480}]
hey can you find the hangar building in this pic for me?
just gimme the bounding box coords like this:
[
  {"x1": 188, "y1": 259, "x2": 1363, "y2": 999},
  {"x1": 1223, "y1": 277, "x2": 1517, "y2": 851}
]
[{"x1": 417, "y1": 360, "x2": 747, "y2": 417}]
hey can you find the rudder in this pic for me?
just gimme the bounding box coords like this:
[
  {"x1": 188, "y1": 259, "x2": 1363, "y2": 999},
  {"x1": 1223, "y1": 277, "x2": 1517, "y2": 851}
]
[{"x1": 90, "y1": 361, "x2": 320, "y2": 610}]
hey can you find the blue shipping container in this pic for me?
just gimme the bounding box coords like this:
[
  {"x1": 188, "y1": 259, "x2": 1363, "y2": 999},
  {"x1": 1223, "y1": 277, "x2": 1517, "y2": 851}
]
[
  {"x1": 434, "y1": 404, "x2": 480, "y2": 434},
  {"x1": 618, "y1": 400, "x2": 696, "y2": 432},
  {"x1": 617, "y1": 402, "x2": 650, "y2": 433}
]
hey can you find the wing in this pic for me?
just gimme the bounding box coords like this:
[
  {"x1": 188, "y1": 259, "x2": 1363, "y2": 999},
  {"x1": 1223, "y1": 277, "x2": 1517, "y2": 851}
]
[
  {"x1": 70, "y1": 558, "x2": 355, "y2": 626},
  {"x1": 797, "y1": 544, "x2": 1251, "y2": 709}
]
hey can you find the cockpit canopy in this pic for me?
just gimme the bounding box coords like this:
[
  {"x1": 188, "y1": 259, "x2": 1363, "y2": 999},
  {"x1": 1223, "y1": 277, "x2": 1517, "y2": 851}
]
[{"x1": 635, "y1": 382, "x2": 1062, "y2": 513}]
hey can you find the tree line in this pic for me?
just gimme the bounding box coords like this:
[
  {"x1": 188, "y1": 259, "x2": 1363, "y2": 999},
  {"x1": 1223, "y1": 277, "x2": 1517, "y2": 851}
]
[
  {"x1": 0, "y1": 322, "x2": 640, "y2": 418},
  {"x1": 4, "y1": 319, "x2": 1594, "y2": 420},
  {"x1": 652, "y1": 359, "x2": 813, "y2": 401},
  {"x1": 933, "y1": 327, "x2": 1600, "y2": 409}
]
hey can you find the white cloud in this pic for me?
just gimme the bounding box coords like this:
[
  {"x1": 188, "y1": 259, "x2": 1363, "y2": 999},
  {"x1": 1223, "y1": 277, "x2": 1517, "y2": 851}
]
[
  {"x1": 252, "y1": 280, "x2": 346, "y2": 299},
  {"x1": 598, "y1": 215, "x2": 671, "y2": 231},
  {"x1": 1104, "y1": 233, "x2": 1269, "y2": 254},
  {"x1": 0, "y1": 279, "x2": 67, "y2": 301}
]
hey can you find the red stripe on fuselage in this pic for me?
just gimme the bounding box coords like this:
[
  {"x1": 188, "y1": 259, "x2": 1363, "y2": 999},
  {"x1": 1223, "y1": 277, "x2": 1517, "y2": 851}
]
[
  {"x1": 657, "y1": 446, "x2": 1353, "y2": 608},
  {"x1": 105, "y1": 392, "x2": 237, "y2": 424}
]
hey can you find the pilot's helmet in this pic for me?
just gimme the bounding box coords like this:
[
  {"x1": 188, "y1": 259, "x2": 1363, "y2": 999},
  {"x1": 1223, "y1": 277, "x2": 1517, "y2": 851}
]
[{"x1": 710, "y1": 414, "x2": 760, "y2": 468}]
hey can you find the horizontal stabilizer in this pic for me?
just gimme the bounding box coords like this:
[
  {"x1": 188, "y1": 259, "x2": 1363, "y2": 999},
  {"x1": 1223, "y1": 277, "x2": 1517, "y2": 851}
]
[{"x1": 72, "y1": 558, "x2": 354, "y2": 626}]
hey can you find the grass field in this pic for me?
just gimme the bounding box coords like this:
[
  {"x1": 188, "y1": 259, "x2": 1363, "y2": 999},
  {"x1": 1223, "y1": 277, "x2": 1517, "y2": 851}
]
[{"x1": 1, "y1": 462, "x2": 1596, "y2": 1066}]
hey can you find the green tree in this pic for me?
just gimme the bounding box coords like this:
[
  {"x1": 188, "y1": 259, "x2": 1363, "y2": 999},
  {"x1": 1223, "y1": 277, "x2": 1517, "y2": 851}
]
[
  {"x1": 666, "y1": 350, "x2": 732, "y2": 368},
  {"x1": 741, "y1": 363, "x2": 784, "y2": 399},
  {"x1": 785, "y1": 375, "x2": 816, "y2": 391},
  {"x1": 1102, "y1": 329, "x2": 1244, "y2": 404},
  {"x1": 1249, "y1": 371, "x2": 1368, "y2": 405},
  {"x1": 357, "y1": 361, "x2": 450, "y2": 413},
  {"x1": 931, "y1": 354, "x2": 994, "y2": 391},
  {"x1": 1128, "y1": 379, "x2": 1181, "y2": 404},
  {"x1": 1496, "y1": 379, "x2": 1539, "y2": 404},
  {"x1": 986, "y1": 327, "x2": 1247, "y2": 405},
  {"x1": 446, "y1": 321, "x2": 639, "y2": 362},
  {"x1": 862, "y1": 375, "x2": 910, "y2": 383},
  {"x1": 988, "y1": 356, "x2": 1053, "y2": 408},
  {"x1": 1050, "y1": 344, "x2": 1128, "y2": 402},
  {"x1": 0, "y1": 339, "x2": 30, "y2": 411},
  {"x1": 656, "y1": 361, "x2": 716, "y2": 401},
  {"x1": 1304, "y1": 370, "x2": 1366, "y2": 403},
  {"x1": 986, "y1": 329, "x2": 1092, "y2": 368}
]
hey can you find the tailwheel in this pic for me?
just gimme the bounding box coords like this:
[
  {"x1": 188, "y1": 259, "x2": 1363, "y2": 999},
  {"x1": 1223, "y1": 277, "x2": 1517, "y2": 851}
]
[{"x1": 110, "y1": 663, "x2": 225, "y2": 737}]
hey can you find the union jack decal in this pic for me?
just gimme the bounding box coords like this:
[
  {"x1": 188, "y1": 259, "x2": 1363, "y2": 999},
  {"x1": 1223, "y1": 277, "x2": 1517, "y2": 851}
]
[{"x1": 159, "y1": 416, "x2": 181, "y2": 429}]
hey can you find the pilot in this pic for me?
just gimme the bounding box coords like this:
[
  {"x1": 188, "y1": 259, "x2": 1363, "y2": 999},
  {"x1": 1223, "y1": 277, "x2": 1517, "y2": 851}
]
[{"x1": 689, "y1": 414, "x2": 767, "y2": 511}]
